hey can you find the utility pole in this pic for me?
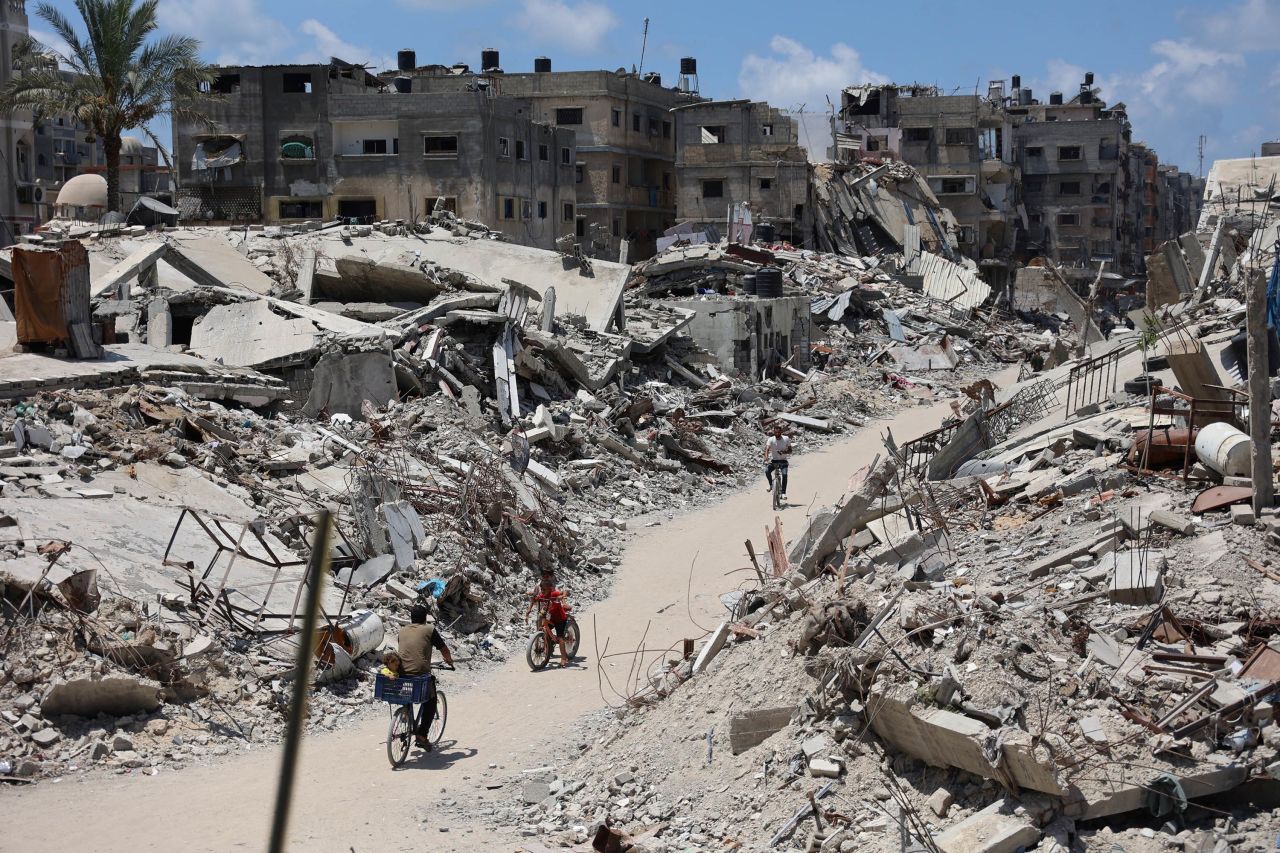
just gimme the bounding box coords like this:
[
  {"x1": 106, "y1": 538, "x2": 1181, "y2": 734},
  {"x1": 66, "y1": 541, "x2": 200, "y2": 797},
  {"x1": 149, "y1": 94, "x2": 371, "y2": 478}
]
[
  {"x1": 1197, "y1": 135, "x2": 1206, "y2": 178},
  {"x1": 1247, "y1": 263, "x2": 1274, "y2": 513}
]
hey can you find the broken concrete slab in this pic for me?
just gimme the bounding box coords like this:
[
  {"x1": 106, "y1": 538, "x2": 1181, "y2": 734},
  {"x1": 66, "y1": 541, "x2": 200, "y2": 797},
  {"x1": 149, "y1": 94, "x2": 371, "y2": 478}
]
[
  {"x1": 189, "y1": 299, "x2": 323, "y2": 368},
  {"x1": 40, "y1": 678, "x2": 162, "y2": 718},
  {"x1": 692, "y1": 621, "x2": 731, "y2": 675},
  {"x1": 935, "y1": 798, "x2": 1039, "y2": 853},
  {"x1": 1147, "y1": 509, "x2": 1196, "y2": 536},
  {"x1": 163, "y1": 235, "x2": 276, "y2": 295},
  {"x1": 1104, "y1": 549, "x2": 1166, "y2": 606},
  {"x1": 303, "y1": 349, "x2": 397, "y2": 418},
  {"x1": 728, "y1": 706, "x2": 796, "y2": 754}
]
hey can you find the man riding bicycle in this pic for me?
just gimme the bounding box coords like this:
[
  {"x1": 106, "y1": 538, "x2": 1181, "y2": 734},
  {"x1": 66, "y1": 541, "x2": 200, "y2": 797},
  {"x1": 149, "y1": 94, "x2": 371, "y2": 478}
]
[
  {"x1": 397, "y1": 604, "x2": 454, "y2": 751},
  {"x1": 764, "y1": 424, "x2": 793, "y2": 499},
  {"x1": 525, "y1": 569, "x2": 571, "y2": 667}
]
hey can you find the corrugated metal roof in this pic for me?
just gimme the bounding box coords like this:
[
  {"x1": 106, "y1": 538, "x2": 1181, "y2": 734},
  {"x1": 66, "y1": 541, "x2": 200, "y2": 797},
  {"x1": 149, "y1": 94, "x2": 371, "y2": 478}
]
[{"x1": 912, "y1": 251, "x2": 992, "y2": 309}]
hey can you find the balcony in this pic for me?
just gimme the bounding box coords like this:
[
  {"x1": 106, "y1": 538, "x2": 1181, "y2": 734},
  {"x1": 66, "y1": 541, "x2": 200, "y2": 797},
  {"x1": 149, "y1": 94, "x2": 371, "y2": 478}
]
[{"x1": 626, "y1": 186, "x2": 673, "y2": 209}]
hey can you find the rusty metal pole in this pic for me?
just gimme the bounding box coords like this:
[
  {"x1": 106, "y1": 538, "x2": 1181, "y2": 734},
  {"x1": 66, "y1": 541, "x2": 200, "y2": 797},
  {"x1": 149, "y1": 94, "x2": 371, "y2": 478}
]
[
  {"x1": 267, "y1": 509, "x2": 332, "y2": 853},
  {"x1": 1246, "y1": 268, "x2": 1274, "y2": 513}
]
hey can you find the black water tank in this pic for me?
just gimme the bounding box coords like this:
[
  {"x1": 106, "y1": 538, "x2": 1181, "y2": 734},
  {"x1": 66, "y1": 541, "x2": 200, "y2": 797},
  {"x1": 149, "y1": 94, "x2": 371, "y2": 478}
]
[
  {"x1": 1079, "y1": 89, "x2": 1093, "y2": 104},
  {"x1": 1049, "y1": 91, "x2": 1064, "y2": 105},
  {"x1": 1226, "y1": 327, "x2": 1280, "y2": 376},
  {"x1": 393, "y1": 76, "x2": 411, "y2": 94},
  {"x1": 1011, "y1": 74, "x2": 1021, "y2": 89},
  {"x1": 397, "y1": 49, "x2": 415, "y2": 73},
  {"x1": 741, "y1": 274, "x2": 757, "y2": 295},
  {"x1": 481, "y1": 48, "x2": 500, "y2": 71},
  {"x1": 755, "y1": 266, "x2": 783, "y2": 298},
  {"x1": 680, "y1": 56, "x2": 697, "y2": 75},
  {"x1": 755, "y1": 222, "x2": 776, "y2": 244},
  {"x1": 1084, "y1": 71, "x2": 1094, "y2": 86},
  {"x1": 534, "y1": 56, "x2": 551, "y2": 73}
]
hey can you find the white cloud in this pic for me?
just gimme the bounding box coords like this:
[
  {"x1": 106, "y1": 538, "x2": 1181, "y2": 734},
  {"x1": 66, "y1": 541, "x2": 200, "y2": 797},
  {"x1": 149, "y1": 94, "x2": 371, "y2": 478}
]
[
  {"x1": 397, "y1": 0, "x2": 490, "y2": 7},
  {"x1": 513, "y1": 0, "x2": 618, "y2": 55},
  {"x1": 1190, "y1": 0, "x2": 1280, "y2": 53},
  {"x1": 297, "y1": 19, "x2": 367, "y2": 64},
  {"x1": 739, "y1": 36, "x2": 885, "y2": 108},
  {"x1": 738, "y1": 37, "x2": 886, "y2": 162},
  {"x1": 157, "y1": 0, "x2": 292, "y2": 65}
]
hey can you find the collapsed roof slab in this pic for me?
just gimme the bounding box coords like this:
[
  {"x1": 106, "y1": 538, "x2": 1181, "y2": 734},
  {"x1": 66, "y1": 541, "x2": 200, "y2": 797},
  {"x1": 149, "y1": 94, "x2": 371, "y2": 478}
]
[
  {"x1": 318, "y1": 256, "x2": 449, "y2": 303},
  {"x1": 189, "y1": 299, "x2": 325, "y2": 368},
  {"x1": 324, "y1": 233, "x2": 629, "y2": 332}
]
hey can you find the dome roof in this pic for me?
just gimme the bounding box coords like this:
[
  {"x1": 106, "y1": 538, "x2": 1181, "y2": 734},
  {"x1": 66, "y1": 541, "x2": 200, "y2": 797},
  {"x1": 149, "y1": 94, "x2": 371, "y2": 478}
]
[{"x1": 55, "y1": 173, "x2": 108, "y2": 208}]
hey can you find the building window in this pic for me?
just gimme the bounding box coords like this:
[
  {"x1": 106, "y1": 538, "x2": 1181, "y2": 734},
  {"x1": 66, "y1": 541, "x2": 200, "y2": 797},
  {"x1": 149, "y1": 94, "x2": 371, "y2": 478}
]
[
  {"x1": 929, "y1": 176, "x2": 975, "y2": 195},
  {"x1": 428, "y1": 196, "x2": 458, "y2": 214},
  {"x1": 662, "y1": 172, "x2": 671, "y2": 189},
  {"x1": 282, "y1": 73, "x2": 312, "y2": 94},
  {"x1": 1059, "y1": 180, "x2": 1082, "y2": 195},
  {"x1": 1057, "y1": 145, "x2": 1082, "y2": 161},
  {"x1": 1024, "y1": 146, "x2": 1043, "y2": 157},
  {"x1": 611, "y1": 164, "x2": 621, "y2": 184},
  {"x1": 561, "y1": 147, "x2": 572, "y2": 165},
  {"x1": 632, "y1": 113, "x2": 641, "y2": 132},
  {"x1": 611, "y1": 109, "x2": 621, "y2": 127},
  {"x1": 649, "y1": 118, "x2": 659, "y2": 136},
  {"x1": 1058, "y1": 213, "x2": 1080, "y2": 226},
  {"x1": 903, "y1": 127, "x2": 931, "y2": 143},
  {"x1": 1024, "y1": 176, "x2": 1045, "y2": 192},
  {"x1": 575, "y1": 217, "x2": 585, "y2": 237},
  {"x1": 1028, "y1": 213, "x2": 1043, "y2": 225},
  {"x1": 539, "y1": 144, "x2": 549, "y2": 161},
  {"x1": 424, "y1": 135, "x2": 459, "y2": 156},
  {"x1": 702, "y1": 179, "x2": 724, "y2": 198},
  {"x1": 662, "y1": 121, "x2": 671, "y2": 139},
  {"x1": 956, "y1": 225, "x2": 976, "y2": 243},
  {"x1": 212, "y1": 74, "x2": 241, "y2": 94},
  {"x1": 612, "y1": 218, "x2": 621, "y2": 237},
  {"x1": 1091, "y1": 239, "x2": 1112, "y2": 254},
  {"x1": 280, "y1": 135, "x2": 315, "y2": 159},
  {"x1": 761, "y1": 124, "x2": 774, "y2": 137},
  {"x1": 700, "y1": 125, "x2": 726, "y2": 144},
  {"x1": 944, "y1": 128, "x2": 975, "y2": 145},
  {"x1": 362, "y1": 139, "x2": 388, "y2": 155},
  {"x1": 759, "y1": 178, "x2": 772, "y2": 190},
  {"x1": 555, "y1": 108, "x2": 584, "y2": 125},
  {"x1": 563, "y1": 203, "x2": 574, "y2": 222},
  {"x1": 516, "y1": 139, "x2": 526, "y2": 160},
  {"x1": 521, "y1": 200, "x2": 533, "y2": 220},
  {"x1": 502, "y1": 198, "x2": 516, "y2": 220},
  {"x1": 498, "y1": 137, "x2": 510, "y2": 157},
  {"x1": 279, "y1": 200, "x2": 324, "y2": 219},
  {"x1": 538, "y1": 201, "x2": 547, "y2": 219},
  {"x1": 575, "y1": 164, "x2": 584, "y2": 183}
]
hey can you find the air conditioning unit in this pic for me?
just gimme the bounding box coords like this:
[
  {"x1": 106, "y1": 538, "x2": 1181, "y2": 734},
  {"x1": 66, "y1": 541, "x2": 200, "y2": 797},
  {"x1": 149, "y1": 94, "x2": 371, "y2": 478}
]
[{"x1": 16, "y1": 185, "x2": 45, "y2": 204}]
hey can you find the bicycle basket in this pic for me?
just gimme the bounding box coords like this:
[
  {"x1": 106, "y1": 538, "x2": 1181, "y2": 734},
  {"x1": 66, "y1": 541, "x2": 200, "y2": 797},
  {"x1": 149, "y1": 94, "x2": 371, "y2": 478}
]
[{"x1": 374, "y1": 673, "x2": 432, "y2": 705}]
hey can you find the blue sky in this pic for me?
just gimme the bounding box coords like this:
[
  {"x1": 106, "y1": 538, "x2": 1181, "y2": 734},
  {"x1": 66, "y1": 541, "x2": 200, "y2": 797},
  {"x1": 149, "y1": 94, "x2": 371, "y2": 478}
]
[{"x1": 33, "y1": 0, "x2": 1280, "y2": 172}]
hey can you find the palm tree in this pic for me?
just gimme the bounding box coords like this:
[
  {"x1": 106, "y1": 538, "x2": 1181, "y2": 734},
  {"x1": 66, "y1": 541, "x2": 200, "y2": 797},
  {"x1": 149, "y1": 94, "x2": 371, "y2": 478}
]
[{"x1": 1, "y1": 0, "x2": 215, "y2": 214}]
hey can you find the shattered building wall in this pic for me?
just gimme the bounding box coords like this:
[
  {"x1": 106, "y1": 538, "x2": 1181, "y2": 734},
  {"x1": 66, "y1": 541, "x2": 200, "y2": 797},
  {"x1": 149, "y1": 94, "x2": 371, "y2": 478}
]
[
  {"x1": 671, "y1": 100, "x2": 812, "y2": 247},
  {"x1": 410, "y1": 59, "x2": 697, "y2": 261},
  {"x1": 660, "y1": 294, "x2": 810, "y2": 378},
  {"x1": 171, "y1": 60, "x2": 577, "y2": 250},
  {"x1": 1, "y1": 0, "x2": 39, "y2": 241}
]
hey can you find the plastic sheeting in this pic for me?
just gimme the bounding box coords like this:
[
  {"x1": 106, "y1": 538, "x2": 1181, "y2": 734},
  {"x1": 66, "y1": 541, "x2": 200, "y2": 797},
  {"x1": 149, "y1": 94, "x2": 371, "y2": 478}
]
[{"x1": 191, "y1": 140, "x2": 243, "y2": 172}]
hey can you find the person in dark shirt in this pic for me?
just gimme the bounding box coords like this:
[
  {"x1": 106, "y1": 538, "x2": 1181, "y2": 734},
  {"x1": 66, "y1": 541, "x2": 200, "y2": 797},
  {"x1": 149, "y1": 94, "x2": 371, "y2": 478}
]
[{"x1": 397, "y1": 604, "x2": 453, "y2": 750}]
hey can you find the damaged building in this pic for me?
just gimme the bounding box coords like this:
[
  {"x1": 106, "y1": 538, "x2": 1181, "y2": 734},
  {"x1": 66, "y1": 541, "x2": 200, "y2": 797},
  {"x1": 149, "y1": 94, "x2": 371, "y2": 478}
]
[
  {"x1": 172, "y1": 56, "x2": 578, "y2": 250},
  {"x1": 671, "y1": 99, "x2": 812, "y2": 247}
]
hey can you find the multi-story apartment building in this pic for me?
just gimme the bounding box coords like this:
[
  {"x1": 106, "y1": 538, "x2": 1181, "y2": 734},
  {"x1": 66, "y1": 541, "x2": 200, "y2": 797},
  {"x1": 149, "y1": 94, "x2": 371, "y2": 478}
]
[
  {"x1": 172, "y1": 57, "x2": 577, "y2": 251},
  {"x1": 1, "y1": 0, "x2": 37, "y2": 242},
  {"x1": 671, "y1": 99, "x2": 811, "y2": 246},
  {"x1": 408, "y1": 51, "x2": 699, "y2": 260},
  {"x1": 832, "y1": 82, "x2": 1021, "y2": 283}
]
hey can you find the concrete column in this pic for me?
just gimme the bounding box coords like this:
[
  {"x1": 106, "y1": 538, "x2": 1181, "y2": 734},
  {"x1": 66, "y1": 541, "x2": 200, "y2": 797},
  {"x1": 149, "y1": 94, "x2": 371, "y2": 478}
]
[{"x1": 1246, "y1": 267, "x2": 1274, "y2": 513}]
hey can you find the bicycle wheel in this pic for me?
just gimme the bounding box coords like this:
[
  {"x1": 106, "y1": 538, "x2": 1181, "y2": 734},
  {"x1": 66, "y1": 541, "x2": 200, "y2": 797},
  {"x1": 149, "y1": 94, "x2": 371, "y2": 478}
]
[
  {"x1": 566, "y1": 617, "x2": 581, "y2": 658},
  {"x1": 526, "y1": 631, "x2": 551, "y2": 670},
  {"x1": 772, "y1": 476, "x2": 784, "y2": 510},
  {"x1": 428, "y1": 691, "x2": 447, "y2": 745},
  {"x1": 386, "y1": 705, "x2": 412, "y2": 768}
]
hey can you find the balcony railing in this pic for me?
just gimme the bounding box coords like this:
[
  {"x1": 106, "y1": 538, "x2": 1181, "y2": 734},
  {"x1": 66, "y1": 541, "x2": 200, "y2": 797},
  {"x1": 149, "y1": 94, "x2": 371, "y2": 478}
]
[{"x1": 626, "y1": 186, "x2": 674, "y2": 208}]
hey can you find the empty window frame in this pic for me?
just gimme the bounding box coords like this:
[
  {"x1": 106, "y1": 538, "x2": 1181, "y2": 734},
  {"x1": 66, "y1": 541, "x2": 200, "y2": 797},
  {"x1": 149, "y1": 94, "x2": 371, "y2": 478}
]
[
  {"x1": 944, "y1": 127, "x2": 975, "y2": 145},
  {"x1": 424, "y1": 135, "x2": 459, "y2": 156},
  {"x1": 555, "y1": 107, "x2": 584, "y2": 125},
  {"x1": 561, "y1": 147, "x2": 572, "y2": 165},
  {"x1": 1058, "y1": 180, "x2": 1082, "y2": 195},
  {"x1": 362, "y1": 138, "x2": 388, "y2": 155},
  {"x1": 930, "y1": 175, "x2": 976, "y2": 195},
  {"x1": 279, "y1": 200, "x2": 323, "y2": 219},
  {"x1": 280, "y1": 134, "x2": 314, "y2": 159},
  {"x1": 575, "y1": 164, "x2": 584, "y2": 183},
  {"x1": 1024, "y1": 175, "x2": 1046, "y2": 193},
  {"x1": 521, "y1": 200, "x2": 533, "y2": 220},
  {"x1": 538, "y1": 143, "x2": 549, "y2": 161},
  {"x1": 212, "y1": 74, "x2": 241, "y2": 94},
  {"x1": 282, "y1": 73, "x2": 312, "y2": 93},
  {"x1": 611, "y1": 108, "x2": 621, "y2": 127},
  {"x1": 759, "y1": 177, "x2": 772, "y2": 190},
  {"x1": 662, "y1": 121, "x2": 671, "y2": 139},
  {"x1": 428, "y1": 196, "x2": 458, "y2": 214},
  {"x1": 1057, "y1": 212, "x2": 1080, "y2": 226},
  {"x1": 761, "y1": 123, "x2": 774, "y2": 137},
  {"x1": 538, "y1": 200, "x2": 548, "y2": 219},
  {"x1": 702, "y1": 179, "x2": 724, "y2": 198},
  {"x1": 575, "y1": 216, "x2": 585, "y2": 237},
  {"x1": 612, "y1": 217, "x2": 621, "y2": 237},
  {"x1": 611, "y1": 164, "x2": 621, "y2": 184},
  {"x1": 515, "y1": 139, "x2": 526, "y2": 160},
  {"x1": 498, "y1": 137, "x2": 510, "y2": 157},
  {"x1": 632, "y1": 113, "x2": 641, "y2": 132},
  {"x1": 700, "y1": 125, "x2": 726, "y2": 144},
  {"x1": 502, "y1": 197, "x2": 516, "y2": 220},
  {"x1": 1057, "y1": 145, "x2": 1082, "y2": 161},
  {"x1": 1024, "y1": 146, "x2": 1044, "y2": 157},
  {"x1": 956, "y1": 225, "x2": 976, "y2": 243},
  {"x1": 649, "y1": 117, "x2": 659, "y2": 136},
  {"x1": 563, "y1": 203, "x2": 574, "y2": 222},
  {"x1": 903, "y1": 127, "x2": 931, "y2": 143}
]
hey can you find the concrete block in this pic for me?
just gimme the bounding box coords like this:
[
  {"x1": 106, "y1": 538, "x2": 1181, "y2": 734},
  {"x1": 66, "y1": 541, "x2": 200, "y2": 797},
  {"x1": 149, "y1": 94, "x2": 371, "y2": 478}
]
[
  {"x1": 935, "y1": 798, "x2": 1039, "y2": 853},
  {"x1": 1231, "y1": 504, "x2": 1255, "y2": 526},
  {"x1": 801, "y1": 734, "x2": 832, "y2": 759},
  {"x1": 1147, "y1": 509, "x2": 1195, "y2": 536},
  {"x1": 30, "y1": 728, "x2": 61, "y2": 748},
  {"x1": 1104, "y1": 549, "x2": 1166, "y2": 606},
  {"x1": 928, "y1": 787, "x2": 954, "y2": 817},
  {"x1": 522, "y1": 781, "x2": 552, "y2": 804},
  {"x1": 728, "y1": 706, "x2": 795, "y2": 754},
  {"x1": 1078, "y1": 716, "x2": 1107, "y2": 745},
  {"x1": 1054, "y1": 470, "x2": 1097, "y2": 497},
  {"x1": 808, "y1": 758, "x2": 842, "y2": 778}
]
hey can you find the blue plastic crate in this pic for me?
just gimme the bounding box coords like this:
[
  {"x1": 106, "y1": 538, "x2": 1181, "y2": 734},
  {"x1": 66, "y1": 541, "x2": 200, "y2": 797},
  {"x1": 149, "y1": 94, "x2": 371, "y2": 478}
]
[{"x1": 374, "y1": 673, "x2": 432, "y2": 705}]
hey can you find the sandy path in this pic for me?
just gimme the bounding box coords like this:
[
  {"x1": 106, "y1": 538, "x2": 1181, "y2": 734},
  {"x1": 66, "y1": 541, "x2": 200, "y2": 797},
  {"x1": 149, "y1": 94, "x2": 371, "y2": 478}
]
[{"x1": 0, "y1": 387, "x2": 994, "y2": 853}]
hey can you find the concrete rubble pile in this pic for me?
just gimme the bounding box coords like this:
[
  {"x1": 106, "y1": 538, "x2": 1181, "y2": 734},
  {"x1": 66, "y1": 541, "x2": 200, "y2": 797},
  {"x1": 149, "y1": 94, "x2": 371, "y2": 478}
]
[{"x1": 0, "y1": 213, "x2": 1022, "y2": 785}]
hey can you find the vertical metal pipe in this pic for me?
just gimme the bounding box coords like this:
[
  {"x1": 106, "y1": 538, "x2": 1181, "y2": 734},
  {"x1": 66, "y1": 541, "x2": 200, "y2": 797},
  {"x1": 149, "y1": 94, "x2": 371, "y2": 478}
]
[
  {"x1": 267, "y1": 509, "x2": 333, "y2": 853},
  {"x1": 1247, "y1": 269, "x2": 1275, "y2": 512}
]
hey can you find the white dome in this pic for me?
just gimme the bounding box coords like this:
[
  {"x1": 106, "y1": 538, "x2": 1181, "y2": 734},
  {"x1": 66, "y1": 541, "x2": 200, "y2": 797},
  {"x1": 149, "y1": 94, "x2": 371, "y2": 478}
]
[{"x1": 55, "y1": 173, "x2": 108, "y2": 208}]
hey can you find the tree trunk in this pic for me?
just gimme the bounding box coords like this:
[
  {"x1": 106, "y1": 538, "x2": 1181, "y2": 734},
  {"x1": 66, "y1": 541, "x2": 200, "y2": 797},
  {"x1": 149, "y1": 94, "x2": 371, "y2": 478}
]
[{"x1": 103, "y1": 133, "x2": 122, "y2": 214}]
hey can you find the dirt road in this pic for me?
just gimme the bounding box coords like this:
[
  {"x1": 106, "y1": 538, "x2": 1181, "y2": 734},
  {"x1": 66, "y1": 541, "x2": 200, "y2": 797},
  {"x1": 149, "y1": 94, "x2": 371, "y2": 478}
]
[{"x1": 0, "y1": 391, "x2": 983, "y2": 852}]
